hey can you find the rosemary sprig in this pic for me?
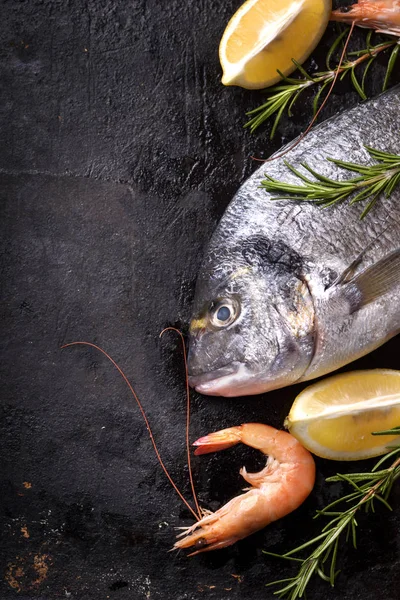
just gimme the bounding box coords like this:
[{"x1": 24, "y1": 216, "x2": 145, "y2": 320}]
[
  {"x1": 261, "y1": 146, "x2": 400, "y2": 218},
  {"x1": 245, "y1": 31, "x2": 399, "y2": 137},
  {"x1": 264, "y1": 427, "x2": 400, "y2": 599}
]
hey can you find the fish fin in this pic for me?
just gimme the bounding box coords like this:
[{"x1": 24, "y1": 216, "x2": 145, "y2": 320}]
[
  {"x1": 339, "y1": 249, "x2": 400, "y2": 314},
  {"x1": 333, "y1": 257, "x2": 362, "y2": 287},
  {"x1": 330, "y1": 220, "x2": 400, "y2": 291}
]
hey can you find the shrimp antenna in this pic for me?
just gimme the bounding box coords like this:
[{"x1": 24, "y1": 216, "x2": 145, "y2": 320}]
[
  {"x1": 253, "y1": 21, "x2": 356, "y2": 163},
  {"x1": 61, "y1": 341, "x2": 200, "y2": 521},
  {"x1": 159, "y1": 327, "x2": 202, "y2": 520}
]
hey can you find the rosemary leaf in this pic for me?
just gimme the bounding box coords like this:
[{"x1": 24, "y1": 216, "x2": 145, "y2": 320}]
[
  {"x1": 350, "y1": 66, "x2": 367, "y2": 100},
  {"x1": 383, "y1": 44, "x2": 400, "y2": 91},
  {"x1": 326, "y1": 28, "x2": 349, "y2": 71},
  {"x1": 261, "y1": 146, "x2": 400, "y2": 218},
  {"x1": 245, "y1": 32, "x2": 397, "y2": 137},
  {"x1": 265, "y1": 427, "x2": 400, "y2": 599},
  {"x1": 361, "y1": 56, "x2": 375, "y2": 94}
]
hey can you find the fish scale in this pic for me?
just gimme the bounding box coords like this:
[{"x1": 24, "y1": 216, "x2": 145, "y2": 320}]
[
  {"x1": 233, "y1": 96, "x2": 399, "y2": 272},
  {"x1": 188, "y1": 86, "x2": 400, "y2": 397}
]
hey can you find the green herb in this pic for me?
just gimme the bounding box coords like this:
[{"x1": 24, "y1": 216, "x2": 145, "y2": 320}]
[
  {"x1": 260, "y1": 146, "x2": 400, "y2": 219},
  {"x1": 245, "y1": 31, "x2": 399, "y2": 137},
  {"x1": 264, "y1": 427, "x2": 400, "y2": 599}
]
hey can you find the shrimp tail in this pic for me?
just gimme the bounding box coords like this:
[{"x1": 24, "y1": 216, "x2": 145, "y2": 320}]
[{"x1": 193, "y1": 426, "x2": 243, "y2": 455}]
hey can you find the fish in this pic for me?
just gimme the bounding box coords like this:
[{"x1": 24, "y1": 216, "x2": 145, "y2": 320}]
[{"x1": 187, "y1": 86, "x2": 400, "y2": 397}]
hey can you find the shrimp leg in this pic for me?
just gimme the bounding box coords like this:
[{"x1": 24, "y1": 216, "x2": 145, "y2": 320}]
[{"x1": 174, "y1": 423, "x2": 315, "y2": 555}]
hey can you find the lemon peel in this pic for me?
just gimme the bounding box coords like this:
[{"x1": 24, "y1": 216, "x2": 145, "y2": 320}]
[
  {"x1": 219, "y1": 0, "x2": 332, "y2": 89},
  {"x1": 286, "y1": 369, "x2": 400, "y2": 460}
]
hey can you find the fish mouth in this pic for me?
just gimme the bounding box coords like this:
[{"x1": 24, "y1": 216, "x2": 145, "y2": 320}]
[
  {"x1": 189, "y1": 361, "x2": 295, "y2": 397},
  {"x1": 189, "y1": 362, "x2": 248, "y2": 396}
]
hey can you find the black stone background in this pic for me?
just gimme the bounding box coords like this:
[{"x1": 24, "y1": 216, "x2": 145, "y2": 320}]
[{"x1": 1, "y1": 0, "x2": 399, "y2": 598}]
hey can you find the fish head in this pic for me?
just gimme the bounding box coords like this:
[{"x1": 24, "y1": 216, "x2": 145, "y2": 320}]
[{"x1": 188, "y1": 235, "x2": 315, "y2": 396}]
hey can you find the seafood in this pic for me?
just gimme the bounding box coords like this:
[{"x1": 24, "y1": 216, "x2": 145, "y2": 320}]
[
  {"x1": 188, "y1": 86, "x2": 400, "y2": 397},
  {"x1": 331, "y1": 0, "x2": 400, "y2": 36},
  {"x1": 174, "y1": 423, "x2": 316, "y2": 554}
]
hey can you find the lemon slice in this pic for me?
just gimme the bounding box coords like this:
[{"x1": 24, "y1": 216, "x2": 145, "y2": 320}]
[
  {"x1": 219, "y1": 0, "x2": 331, "y2": 89},
  {"x1": 285, "y1": 369, "x2": 400, "y2": 460}
]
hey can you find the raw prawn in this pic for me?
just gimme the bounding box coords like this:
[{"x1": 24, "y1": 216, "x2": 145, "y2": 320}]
[
  {"x1": 331, "y1": 0, "x2": 400, "y2": 36},
  {"x1": 63, "y1": 343, "x2": 316, "y2": 555},
  {"x1": 174, "y1": 423, "x2": 316, "y2": 555}
]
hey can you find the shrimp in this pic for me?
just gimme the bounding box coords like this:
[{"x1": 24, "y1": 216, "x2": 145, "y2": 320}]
[
  {"x1": 174, "y1": 423, "x2": 315, "y2": 555},
  {"x1": 63, "y1": 343, "x2": 315, "y2": 556},
  {"x1": 331, "y1": 0, "x2": 400, "y2": 36}
]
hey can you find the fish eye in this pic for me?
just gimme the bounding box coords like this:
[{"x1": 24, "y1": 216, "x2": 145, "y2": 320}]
[
  {"x1": 210, "y1": 298, "x2": 240, "y2": 328},
  {"x1": 217, "y1": 306, "x2": 231, "y2": 321}
]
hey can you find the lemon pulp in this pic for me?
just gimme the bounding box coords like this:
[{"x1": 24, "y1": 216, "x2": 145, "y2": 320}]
[
  {"x1": 286, "y1": 369, "x2": 400, "y2": 460},
  {"x1": 219, "y1": 0, "x2": 332, "y2": 89}
]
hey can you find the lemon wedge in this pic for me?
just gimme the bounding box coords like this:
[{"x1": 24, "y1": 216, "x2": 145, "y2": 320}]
[
  {"x1": 285, "y1": 369, "x2": 400, "y2": 460},
  {"x1": 219, "y1": 0, "x2": 331, "y2": 89}
]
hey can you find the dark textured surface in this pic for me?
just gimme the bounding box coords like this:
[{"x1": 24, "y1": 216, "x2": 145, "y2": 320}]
[{"x1": 1, "y1": 1, "x2": 399, "y2": 599}]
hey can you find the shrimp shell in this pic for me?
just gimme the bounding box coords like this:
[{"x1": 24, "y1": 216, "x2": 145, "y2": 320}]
[
  {"x1": 174, "y1": 423, "x2": 315, "y2": 555},
  {"x1": 331, "y1": 0, "x2": 400, "y2": 36}
]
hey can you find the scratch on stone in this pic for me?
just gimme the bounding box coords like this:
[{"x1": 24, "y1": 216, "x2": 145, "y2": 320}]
[
  {"x1": 0, "y1": 167, "x2": 131, "y2": 187},
  {"x1": 183, "y1": 39, "x2": 192, "y2": 155},
  {"x1": 201, "y1": 64, "x2": 209, "y2": 164},
  {"x1": 96, "y1": 44, "x2": 139, "y2": 55}
]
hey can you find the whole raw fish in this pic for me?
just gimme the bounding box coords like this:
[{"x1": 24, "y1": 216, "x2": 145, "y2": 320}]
[{"x1": 188, "y1": 86, "x2": 400, "y2": 397}]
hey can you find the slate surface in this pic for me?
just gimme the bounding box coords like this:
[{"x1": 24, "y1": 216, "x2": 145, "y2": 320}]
[{"x1": 1, "y1": 1, "x2": 399, "y2": 599}]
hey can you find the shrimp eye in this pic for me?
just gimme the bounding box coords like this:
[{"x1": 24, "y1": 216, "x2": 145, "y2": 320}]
[{"x1": 210, "y1": 298, "x2": 240, "y2": 328}]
